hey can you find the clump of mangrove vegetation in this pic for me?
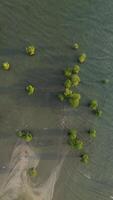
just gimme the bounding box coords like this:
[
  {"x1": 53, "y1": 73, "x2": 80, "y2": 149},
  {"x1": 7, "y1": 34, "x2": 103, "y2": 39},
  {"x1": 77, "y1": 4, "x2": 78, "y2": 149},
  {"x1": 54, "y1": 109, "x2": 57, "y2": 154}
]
[
  {"x1": 69, "y1": 98, "x2": 80, "y2": 108},
  {"x1": 89, "y1": 100, "x2": 103, "y2": 117},
  {"x1": 26, "y1": 45, "x2": 36, "y2": 56},
  {"x1": 64, "y1": 79, "x2": 72, "y2": 89},
  {"x1": 80, "y1": 154, "x2": 89, "y2": 164},
  {"x1": 58, "y1": 93, "x2": 65, "y2": 102},
  {"x1": 78, "y1": 53, "x2": 87, "y2": 64},
  {"x1": 63, "y1": 43, "x2": 103, "y2": 164},
  {"x1": 71, "y1": 74, "x2": 80, "y2": 86},
  {"x1": 88, "y1": 128, "x2": 96, "y2": 138},
  {"x1": 69, "y1": 92, "x2": 81, "y2": 108},
  {"x1": 64, "y1": 88, "x2": 72, "y2": 97},
  {"x1": 72, "y1": 64, "x2": 80, "y2": 74},
  {"x1": 2, "y1": 62, "x2": 10, "y2": 71},
  {"x1": 63, "y1": 89, "x2": 81, "y2": 108},
  {"x1": 89, "y1": 100, "x2": 98, "y2": 111},
  {"x1": 68, "y1": 129, "x2": 77, "y2": 140},
  {"x1": 64, "y1": 67, "x2": 72, "y2": 78},
  {"x1": 75, "y1": 139, "x2": 84, "y2": 150},
  {"x1": 95, "y1": 108, "x2": 103, "y2": 117},
  {"x1": 72, "y1": 42, "x2": 79, "y2": 50},
  {"x1": 58, "y1": 43, "x2": 85, "y2": 109},
  {"x1": 58, "y1": 63, "x2": 81, "y2": 108},
  {"x1": 26, "y1": 84, "x2": 35, "y2": 95},
  {"x1": 61, "y1": 44, "x2": 100, "y2": 164},
  {"x1": 16, "y1": 130, "x2": 33, "y2": 142},
  {"x1": 28, "y1": 167, "x2": 38, "y2": 177},
  {"x1": 68, "y1": 129, "x2": 84, "y2": 150}
]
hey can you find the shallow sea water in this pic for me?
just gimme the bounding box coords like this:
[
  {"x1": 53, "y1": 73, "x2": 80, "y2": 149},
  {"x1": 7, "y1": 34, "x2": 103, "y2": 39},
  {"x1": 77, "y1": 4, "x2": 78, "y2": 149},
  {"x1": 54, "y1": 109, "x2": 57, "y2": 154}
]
[{"x1": 0, "y1": 0, "x2": 113, "y2": 199}]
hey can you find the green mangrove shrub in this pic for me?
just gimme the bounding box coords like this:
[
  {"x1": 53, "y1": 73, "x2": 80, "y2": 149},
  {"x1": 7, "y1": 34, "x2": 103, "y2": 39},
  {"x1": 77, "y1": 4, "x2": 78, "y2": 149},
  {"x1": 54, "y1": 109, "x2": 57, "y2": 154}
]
[
  {"x1": 70, "y1": 92, "x2": 81, "y2": 100},
  {"x1": 89, "y1": 100, "x2": 102, "y2": 117},
  {"x1": 88, "y1": 129, "x2": 96, "y2": 138},
  {"x1": 26, "y1": 46, "x2": 36, "y2": 56},
  {"x1": 72, "y1": 43, "x2": 79, "y2": 50},
  {"x1": 26, "y1": 84, "x2": 35, "y2": 95},
  {"x1": 68, "y1": 129, "x2": 77, "y2": 148},
  {"x1": 64, "y1": 67, "x2": 72, "y2": 78},
  {"x1": 74, "y1": 139, "x2": 84, "y2": 150},
  {"x1": 69, "y1": 98, "x2": 80, "y2": 108},
  {"x1": 69, "y1": 92, "x2": 81, "y2": 108},
  {"x1": 95, "y1": 108, "x2": 103, "y2": 117},
  {"x1": 64, "y1": 88, "x2": 72, "y2": 97},
  {"x1": 89, "y1": 100, "x2": 98, "y2": 111},
  {"x1": 64, "y1": 79, "x2": 72, "y2": 89},
  {"x1": 28, "y1": 167, "x2": 38, "y2": 177},
  {"x1": 2, "y1": 62, "x2": 10, "y2": 71},
  {"x1": 58, "y1": 93, "x2": 65, "y2": 102},
  {"x1": 16, "y1": 130, "x2": 33, "y2": 142},
  {"x1": 72, "y1": 65, "x2": 80, "y2": 74},
  {"x1": 81, "y1": 154, "x2": 89, "y2": 164},
  {"x1": 68, "y1": 129, "x2": 77, "y2": 141},
  {"x1": 68, "y1": 129, "x2": 84, "y2": 150},
  {"x1": 78, "y1": 53, "x2": 87, "y2": 64},
  {"x1": 71, "y1": 74, "x2": 80, "y2": 87}
]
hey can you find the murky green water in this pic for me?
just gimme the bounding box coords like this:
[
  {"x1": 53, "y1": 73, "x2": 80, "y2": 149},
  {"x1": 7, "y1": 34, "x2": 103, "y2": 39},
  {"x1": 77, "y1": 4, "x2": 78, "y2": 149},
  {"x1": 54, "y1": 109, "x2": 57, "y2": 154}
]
[{"x1": 0, "y1": 0, "x2": 113, "y2": 199}]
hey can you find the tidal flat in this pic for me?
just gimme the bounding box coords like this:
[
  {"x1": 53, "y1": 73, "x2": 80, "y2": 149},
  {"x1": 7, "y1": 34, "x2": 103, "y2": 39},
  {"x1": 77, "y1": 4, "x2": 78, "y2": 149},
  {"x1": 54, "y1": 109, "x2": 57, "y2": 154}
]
[{"x1": 0, "y1": 0, "x2": 113, "y2": 200}]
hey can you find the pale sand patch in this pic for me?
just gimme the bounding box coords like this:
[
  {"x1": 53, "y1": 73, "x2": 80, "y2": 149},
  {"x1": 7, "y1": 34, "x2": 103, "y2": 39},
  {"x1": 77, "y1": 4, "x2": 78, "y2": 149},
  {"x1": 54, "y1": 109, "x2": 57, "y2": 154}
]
[{"x1": 0, "y1": 141, "x2": 67, "y2": 200}]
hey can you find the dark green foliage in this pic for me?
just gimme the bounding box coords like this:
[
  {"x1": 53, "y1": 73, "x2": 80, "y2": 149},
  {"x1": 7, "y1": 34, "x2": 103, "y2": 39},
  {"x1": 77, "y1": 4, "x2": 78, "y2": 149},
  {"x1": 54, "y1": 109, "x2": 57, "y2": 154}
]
[
  {"x1": 64, "y1": 79, "x2": 72, "y2": 89},
  {"x1": 68, "y1": 129, "x2": 77, "y2": 140},
  {"x1": 68, "y1": 129, "x2": 84, "y2": 150},
  {"x1": 69, "y1": 92, "x2": 81, "y2": 108},
  {"x1": 64, "y1": 88, "x2": 72, "y2": 97},
  {"x1": 28, "y1": 167, "x2": 38, "y2": 177},
  {"x1": 16, "y1": 130, "x2": 33, "y2": 142},
  {"x1": 89, "y1": 100, "x2": 98, "y2": 111},
  {"x1": 26, "y1": 84, "x2": 35, "y2": 95},
  {"x1": 71, "y1": 74, "x2": 80, "y2": 87},
  {"x1": 88, "y1": 129, "x2": 96, "y2": 138},
  {"x1": 89, "y1": 100, "x2": 103, "y2": 117},
  {"x1": 95, "y1": 108, "x2": 103, "y2": 117},
  {"x1": 2, "y1": 62, "x2": 10, "y2": 70},
  {"x1": 81, "y1": 154, "x2": 89, "y2": 164},
  {"x1": 26, "y1": 46, "x2": 36, "y2": 56},
  {"x1": 58, "y1": 93, "x2": 65, "y2": 102},
  {"x1": 72, "y1": 65, "x2": 80, "y2": 74},
  {"x1": 74, "y1": 139, "x2": 84, "y2": 150},
  {"x1": 72, "y1": 43, "x2": 79, "y2": 49},
  {"x1": 70, "y1": 92, "x2": 81, "y2": 100},
  {"x1": 64, "y1": 67, "x2": 72, "y2": 78},
  {"x1": 69, "y1": 98, "x2": 80, "y2": 108},
  {"x1": 78, "y1": 53, "x2": 87, "y2": 63},
  {"x1": 68, "y1": 129, "x2": 77, "y2": 148}
]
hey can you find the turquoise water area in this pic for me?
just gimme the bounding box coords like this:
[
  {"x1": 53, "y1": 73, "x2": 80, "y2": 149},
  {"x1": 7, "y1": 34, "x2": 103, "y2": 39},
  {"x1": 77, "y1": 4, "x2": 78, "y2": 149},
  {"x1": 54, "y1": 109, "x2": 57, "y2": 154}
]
[{"x1": 0, "y1": 0, "x2": 113, "y2": 199}]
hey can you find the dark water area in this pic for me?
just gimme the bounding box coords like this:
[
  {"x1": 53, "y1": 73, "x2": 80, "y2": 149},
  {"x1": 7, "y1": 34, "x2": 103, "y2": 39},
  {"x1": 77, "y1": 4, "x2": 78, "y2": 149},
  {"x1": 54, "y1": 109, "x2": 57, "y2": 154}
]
[{"x1": 0, "y1": 0, "x2": 113, "y2": 199}]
